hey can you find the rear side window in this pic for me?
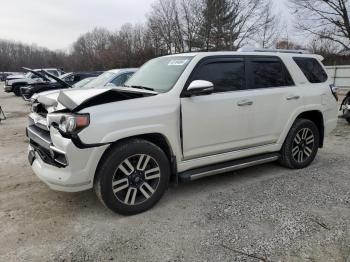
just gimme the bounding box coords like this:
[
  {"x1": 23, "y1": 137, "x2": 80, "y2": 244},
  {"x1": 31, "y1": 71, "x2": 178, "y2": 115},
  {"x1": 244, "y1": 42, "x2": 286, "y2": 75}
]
[
  {"x1": 192, "y1": 60, "x2": 245, "y2": 92},
  {"x1": 248, "y1": 58, "x2": 294, "y2": 89},
  {"x1": 293, "y1": 57, "x2": 327, "y2": 83}
]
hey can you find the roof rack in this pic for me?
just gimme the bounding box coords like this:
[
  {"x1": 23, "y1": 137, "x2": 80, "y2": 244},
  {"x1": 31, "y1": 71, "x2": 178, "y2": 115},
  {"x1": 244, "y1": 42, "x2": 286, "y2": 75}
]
[{"x1": 237, "y1": 47, "x2": 310, "y2": 54}]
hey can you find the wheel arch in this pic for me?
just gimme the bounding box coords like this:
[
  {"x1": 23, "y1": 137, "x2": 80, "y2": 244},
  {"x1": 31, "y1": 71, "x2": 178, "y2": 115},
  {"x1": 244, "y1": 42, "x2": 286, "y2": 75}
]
[
  {"x1": 12, "y1": 82, "x2": 27, "y2": 87},
  {"x1": 93, "y1": 132, "x2": 177, "y2": 185},
  {"x1": 295, "y1": 110, "x2": 325, "y2": 148}
]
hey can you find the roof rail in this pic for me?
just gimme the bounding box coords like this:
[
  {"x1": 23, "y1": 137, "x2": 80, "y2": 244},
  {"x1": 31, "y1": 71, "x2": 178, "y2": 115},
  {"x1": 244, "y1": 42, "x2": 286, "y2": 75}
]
[{"x1": 238, "y1": 47, "x2": 310, "y2": 54}]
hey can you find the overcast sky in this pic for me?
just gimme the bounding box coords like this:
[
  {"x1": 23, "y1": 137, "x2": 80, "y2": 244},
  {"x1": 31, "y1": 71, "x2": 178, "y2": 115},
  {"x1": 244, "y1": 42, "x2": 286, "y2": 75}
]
[{"x1": 0, "y1": 0, "x2": 291, "y2": 50}]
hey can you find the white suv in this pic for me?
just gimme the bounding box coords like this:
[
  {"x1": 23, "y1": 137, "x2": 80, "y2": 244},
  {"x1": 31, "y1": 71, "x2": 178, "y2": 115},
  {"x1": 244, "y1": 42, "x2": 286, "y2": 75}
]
[{"x1": 26, "y1": 49, "x2": 338, "y2": 215}]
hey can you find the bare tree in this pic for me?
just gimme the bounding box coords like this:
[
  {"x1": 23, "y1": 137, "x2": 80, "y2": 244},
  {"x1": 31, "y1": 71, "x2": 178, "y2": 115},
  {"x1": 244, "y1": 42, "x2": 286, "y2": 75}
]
[
  {"x1": 290, "y1": 0, "x2": 350, "y2": 52},
  {"x1": 147, "y1": 0, "x2": 179, "y2": 54},
  {"x1": 179, "y1": 0, "x2": 204, "y2": 51},
  {"x1": 254, "y1": 0, "x2": 282, "y2": 48}
]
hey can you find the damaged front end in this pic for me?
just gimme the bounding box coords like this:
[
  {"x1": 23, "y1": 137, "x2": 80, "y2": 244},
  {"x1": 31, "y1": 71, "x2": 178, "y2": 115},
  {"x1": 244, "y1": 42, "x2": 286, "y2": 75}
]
[{"x1": 27, "y1": 87, "x2": 158, "y2": 167}]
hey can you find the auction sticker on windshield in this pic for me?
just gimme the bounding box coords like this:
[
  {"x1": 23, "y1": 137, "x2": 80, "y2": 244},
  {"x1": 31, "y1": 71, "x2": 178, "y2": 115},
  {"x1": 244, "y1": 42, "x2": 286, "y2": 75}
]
[{"x1": 168, "y1": 59, "x2": 189, "y2": 66}]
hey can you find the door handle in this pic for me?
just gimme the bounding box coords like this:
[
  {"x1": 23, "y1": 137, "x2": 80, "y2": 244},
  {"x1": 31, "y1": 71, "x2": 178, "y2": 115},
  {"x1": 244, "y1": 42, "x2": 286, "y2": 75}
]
[
  {"x1": 237, "y1": 100, "x2": 253, "y2": 106},
  {"x1": 286, "y1": 95, "x2": 300, "y2": 100}
]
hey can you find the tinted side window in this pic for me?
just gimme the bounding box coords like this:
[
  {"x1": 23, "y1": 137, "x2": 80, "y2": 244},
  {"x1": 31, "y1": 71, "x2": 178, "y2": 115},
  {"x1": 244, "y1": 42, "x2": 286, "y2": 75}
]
[
  {"x1": 192, "y1": 60, "x2": 245, "y2": 92},
  {"x1": 249, "y1": 59, "x2": 291, "y2": 89},
  {"x1": 293, "y1": 57, "x2": 327, "y2": 83}
]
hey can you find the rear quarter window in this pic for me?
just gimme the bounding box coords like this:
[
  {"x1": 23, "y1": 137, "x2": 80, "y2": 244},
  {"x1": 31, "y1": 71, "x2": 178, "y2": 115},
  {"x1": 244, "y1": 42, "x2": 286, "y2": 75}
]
[{"x1": 293, "y1": 57, "x2": 328, "y2": 83}]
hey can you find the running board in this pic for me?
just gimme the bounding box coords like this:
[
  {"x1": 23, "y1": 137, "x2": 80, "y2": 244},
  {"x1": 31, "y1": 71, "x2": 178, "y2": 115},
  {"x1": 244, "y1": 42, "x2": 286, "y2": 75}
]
[{"x1": 178, "y1": 153, "x2": 280, "y2": 182}]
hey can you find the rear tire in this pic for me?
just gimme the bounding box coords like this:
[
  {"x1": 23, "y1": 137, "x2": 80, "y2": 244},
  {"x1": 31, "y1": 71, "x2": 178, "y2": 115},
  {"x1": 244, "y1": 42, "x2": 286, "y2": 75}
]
[
  {"x1": 279, "y1": 119, "x2": 319, "y2": 169},
  {"x1": 94, "y1": 139, "x2": 170, "y2": 215}
]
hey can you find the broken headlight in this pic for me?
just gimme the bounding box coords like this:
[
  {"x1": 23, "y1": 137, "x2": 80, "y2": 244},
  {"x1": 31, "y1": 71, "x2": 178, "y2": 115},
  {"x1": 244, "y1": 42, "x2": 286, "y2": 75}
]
[{"x1": 47, "y1": 113, "x2": 90, "y2": 135}]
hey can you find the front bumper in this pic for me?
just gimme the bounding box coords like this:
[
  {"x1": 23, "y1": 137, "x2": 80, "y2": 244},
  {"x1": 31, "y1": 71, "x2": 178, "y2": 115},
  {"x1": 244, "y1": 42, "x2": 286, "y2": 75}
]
[
  {"x1": 27, "y1": 124, "x2": 108, "y2": 192},
  {"x1": 4, "y1": 85, "x2": 13, "y2": 92}
]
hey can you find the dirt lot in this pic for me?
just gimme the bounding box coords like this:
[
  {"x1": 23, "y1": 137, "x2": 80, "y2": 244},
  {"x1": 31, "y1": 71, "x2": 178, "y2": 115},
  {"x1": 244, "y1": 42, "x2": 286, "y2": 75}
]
[{"x1": 0, "y1": 84, "x2": 349, "y2": 262}]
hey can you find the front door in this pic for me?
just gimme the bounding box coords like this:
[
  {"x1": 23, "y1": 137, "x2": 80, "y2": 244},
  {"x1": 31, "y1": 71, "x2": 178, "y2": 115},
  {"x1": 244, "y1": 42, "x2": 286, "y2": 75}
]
[{"x1": 181, "y1": 57, "x2": 254, "y2": 159}]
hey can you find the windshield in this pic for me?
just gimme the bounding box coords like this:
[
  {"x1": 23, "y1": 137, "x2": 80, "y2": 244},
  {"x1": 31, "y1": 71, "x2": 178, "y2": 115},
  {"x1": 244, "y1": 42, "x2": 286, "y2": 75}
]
[
  {"x1": 81, "y1": 71, "x2": 117, "y2": 89},
  {"x1": 73, "y1": 77, "x2": 95, "y2": 88},
  {"x1": 125, "y1": 56, "x2": 193, "y2": 92}
]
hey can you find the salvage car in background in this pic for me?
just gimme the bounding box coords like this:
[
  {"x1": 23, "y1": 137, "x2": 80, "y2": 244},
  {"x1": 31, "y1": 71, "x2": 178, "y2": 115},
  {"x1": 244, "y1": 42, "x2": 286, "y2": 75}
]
[
  {"x1": 72, "y1": 77, "x2": 96, "y2": 88},
  {"x1": 60, "y1": 71, "x2": 103, "y2": 86},
  {"x1": 79, "y1": 68, "x2": 137, "y2": 89},
  {"x1": 20, "y1": 68, "x2": 72, "y2": 101},
  {"x1": 4, "y1": 68, "x2": 65, "y2": 96},
  {"x1": 0, "y1": 72, "x2": 23, "y2": 81},
  {"x1": 340, "y1": 90, "x2": 350, "y2": 123},
  {"x1": 29, "y1": 68, "x2": 137, "y2": 103},
  {"x1": 29, "y1": 76, "x2": 98, "y2": 102}
]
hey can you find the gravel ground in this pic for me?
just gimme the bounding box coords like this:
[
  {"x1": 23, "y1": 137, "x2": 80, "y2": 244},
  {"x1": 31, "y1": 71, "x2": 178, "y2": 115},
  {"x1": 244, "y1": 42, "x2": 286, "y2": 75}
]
[{"x1": 0, "y1": 84, "x2": 349, "y2": 262}]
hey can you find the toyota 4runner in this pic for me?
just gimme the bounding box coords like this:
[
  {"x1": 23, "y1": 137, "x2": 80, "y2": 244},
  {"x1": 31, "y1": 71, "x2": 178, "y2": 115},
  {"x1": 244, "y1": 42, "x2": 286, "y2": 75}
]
[{"x1": 26, "y1": 49, "x2": 338, "y2": 215}]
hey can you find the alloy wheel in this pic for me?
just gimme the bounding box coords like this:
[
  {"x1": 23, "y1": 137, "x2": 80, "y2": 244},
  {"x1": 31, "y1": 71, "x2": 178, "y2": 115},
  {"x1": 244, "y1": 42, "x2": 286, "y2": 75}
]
[
  {"x1": 111, "y1": 154, "x2": 161, "y2": 205},
  {"x1": 292, "y1": 128, "x2": 315, "y2": 163}
]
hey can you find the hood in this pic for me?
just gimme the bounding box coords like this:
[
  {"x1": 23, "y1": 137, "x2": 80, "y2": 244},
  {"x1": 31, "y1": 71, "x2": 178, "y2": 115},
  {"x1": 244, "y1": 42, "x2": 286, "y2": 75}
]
[
  {"x1": 58, "y1": 87, "x2": 158, "y2": 111},
  {"x1": 40, "y1": 70, "x2": 71, "y2": 88},
  {"x1": 32, "y1": 86, "x2": 158, "y2": 116},
  {"x1": 31, "y1": 89, "x2": 60, "y2": 101},
  {"x1": 22, "y1": 67, "x2": 51, "y2": 82}
]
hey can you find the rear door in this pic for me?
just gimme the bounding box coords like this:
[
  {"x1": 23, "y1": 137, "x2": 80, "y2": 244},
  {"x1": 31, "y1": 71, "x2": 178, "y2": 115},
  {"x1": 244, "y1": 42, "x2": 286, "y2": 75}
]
[{"x1": 245, "y1": 56, "x2": 303, "y2": 145}]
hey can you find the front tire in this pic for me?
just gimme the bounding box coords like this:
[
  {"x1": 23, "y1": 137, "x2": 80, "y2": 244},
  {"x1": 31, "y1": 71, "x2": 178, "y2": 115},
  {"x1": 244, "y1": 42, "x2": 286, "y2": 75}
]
[
  {"x1": 279, "y1": 119, "x2": 319, "y2": 169},
  {"x1": 13, "y1": 85, "x2": 22, "y2": 96},
  {"x1": 94, "y1": 139, "x2": 170, "y2": 215}
]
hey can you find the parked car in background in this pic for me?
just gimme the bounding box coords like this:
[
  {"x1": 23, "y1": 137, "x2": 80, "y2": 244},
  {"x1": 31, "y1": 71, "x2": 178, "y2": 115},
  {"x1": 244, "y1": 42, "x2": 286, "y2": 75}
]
[
  {"x1": 60, "y1": 71, "x2": 103, "y2": 86},
  {"x1": 26, "y1": 49, "x2": 338, "y2": 215},
  {"x1": 30, "y1": 77, "x2": 98, "y2": 102},
  {"x1": 80, "y1": 68, "x2": 137, "y2": 89},
  {"x1": 72, "y1": 77, "x2": 96, "y2": 88},
  {"x1": 29, "y1": 68, "x2": 137, "y2": 103},
  {"x1": 20, "y1": 68, "x2": 71, "y2": 101},
  {"x1": 340, "y1": 89, "x2": 350, "y2": 123},
  {"x1": 4, "y1": 68, "x2": 65, "y2": 96},
  {"x1": 0, "y1": 72, "x2": 24, "y2": 81}
]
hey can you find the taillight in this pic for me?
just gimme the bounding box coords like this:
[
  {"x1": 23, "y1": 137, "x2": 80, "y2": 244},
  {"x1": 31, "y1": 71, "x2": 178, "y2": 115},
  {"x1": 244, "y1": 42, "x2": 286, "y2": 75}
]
[{"x1": 329, "y1": 84, "x2": 338, "y2": 101}]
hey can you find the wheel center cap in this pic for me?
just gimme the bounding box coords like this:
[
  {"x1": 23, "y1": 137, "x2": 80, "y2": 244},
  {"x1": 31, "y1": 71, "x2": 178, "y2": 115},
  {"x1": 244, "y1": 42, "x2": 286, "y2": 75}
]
[{"x1": 130, "y1": 171, "x2": 143, "y2": 185}]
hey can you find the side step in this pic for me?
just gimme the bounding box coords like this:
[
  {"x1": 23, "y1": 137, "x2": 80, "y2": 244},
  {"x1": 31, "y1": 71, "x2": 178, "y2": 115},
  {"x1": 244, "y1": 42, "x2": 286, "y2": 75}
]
[{"x1": 178, "y1": 153, "x2": 280, "y2": 182}]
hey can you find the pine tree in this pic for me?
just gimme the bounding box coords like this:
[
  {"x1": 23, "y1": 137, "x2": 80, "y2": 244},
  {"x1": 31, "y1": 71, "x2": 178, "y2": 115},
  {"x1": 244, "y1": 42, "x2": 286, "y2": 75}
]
[{"x1": 200, "y1": 0, "x2": 235, "y2": 51}]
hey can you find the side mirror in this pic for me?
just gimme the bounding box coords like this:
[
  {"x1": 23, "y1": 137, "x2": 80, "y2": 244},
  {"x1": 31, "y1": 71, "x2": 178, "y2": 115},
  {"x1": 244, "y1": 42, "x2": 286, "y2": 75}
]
[
  {"x1": 105, "y1": 82, "x2": 116, "y2": 87},
  {"x1": 186, "y1": 80, "x2": 214, "y2": 96}
]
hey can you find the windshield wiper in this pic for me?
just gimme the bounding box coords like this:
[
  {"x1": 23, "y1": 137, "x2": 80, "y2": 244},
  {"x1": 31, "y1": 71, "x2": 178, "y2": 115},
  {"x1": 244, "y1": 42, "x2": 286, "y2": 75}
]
[{"x1": 124, "y1": 84, "x2": 155, "y2": 92}]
